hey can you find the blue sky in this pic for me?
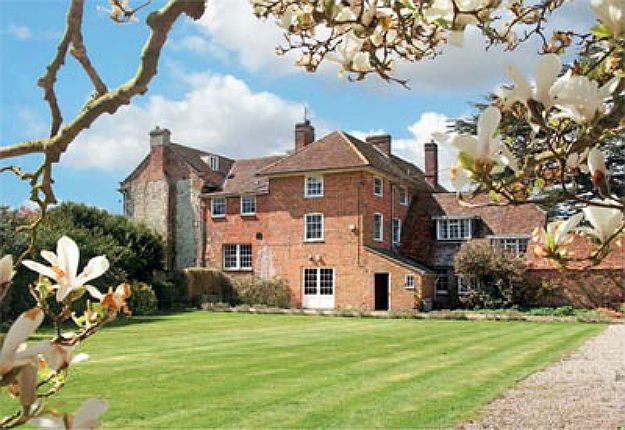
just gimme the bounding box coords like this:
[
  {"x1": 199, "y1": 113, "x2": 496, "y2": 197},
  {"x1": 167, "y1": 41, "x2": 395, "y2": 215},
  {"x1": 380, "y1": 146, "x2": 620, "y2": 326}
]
[{"x1": 0, "y1": 0, "x2": 593, "y2": 213}]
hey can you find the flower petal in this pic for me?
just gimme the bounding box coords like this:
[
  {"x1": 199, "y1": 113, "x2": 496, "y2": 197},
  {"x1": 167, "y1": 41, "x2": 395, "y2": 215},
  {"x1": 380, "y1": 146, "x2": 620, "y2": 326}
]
[
  {"x1": 73, "y1": 398, "x2": 109, "y2": 428},
  {"x1": 75, "y1": 256, "x2": 110, "y2": 286},
  {"x1": 22, "y1": 260, "x2": 59, "y2": 281},
  {"x1": 0, "y1": 308, "x2": 44, "y2": 374},
  {"x1": 40, "y1": 250, "x2": 59, "y2": 267},
  {"x1": 477, "y1": 106, "x2": 501, "y2": 141},
  {"x1": 85, "y1": 285, "x2": 104, "y2": 300},
  {"x1": 534, "y1": 53, "x2": 561, "y2": 106},
  {"x1": 0, "y1": 254, "x2": 14, "y2": 285},
  {"x1": 57, "y1": 236, "x2": 80, "y2": 285}
]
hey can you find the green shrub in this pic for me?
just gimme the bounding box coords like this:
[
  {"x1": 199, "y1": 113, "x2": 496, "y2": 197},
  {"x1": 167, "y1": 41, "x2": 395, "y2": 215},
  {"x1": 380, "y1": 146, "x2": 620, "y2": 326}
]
[
  {"x1": 233, "y1": 277, "x2": 291, "y2": 308},
  {"x1": 151, "y1": 279, "x2": 184, "y2": 310},
  {"x1": 128, "y1": 282, "x2": 158, "y2": 315},
  {"x1": 454, "y1": 241, "x2": 538, "y2": 309},
  {"x1": 182, "y1": 268, "x2": 236, "y2": 306}
]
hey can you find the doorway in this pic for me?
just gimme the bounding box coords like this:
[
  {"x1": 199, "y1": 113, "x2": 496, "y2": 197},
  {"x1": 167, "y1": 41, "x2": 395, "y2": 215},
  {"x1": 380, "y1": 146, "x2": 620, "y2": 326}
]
[{"x1": 374, "y1": 273, "x2": 389, "y2": 311}]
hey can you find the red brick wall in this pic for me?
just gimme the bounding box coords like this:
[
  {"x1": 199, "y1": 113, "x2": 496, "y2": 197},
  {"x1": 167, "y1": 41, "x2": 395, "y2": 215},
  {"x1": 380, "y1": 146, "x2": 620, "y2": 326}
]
[{"x1": 203, "y1": 170, "x2": 428, "y2": 310}]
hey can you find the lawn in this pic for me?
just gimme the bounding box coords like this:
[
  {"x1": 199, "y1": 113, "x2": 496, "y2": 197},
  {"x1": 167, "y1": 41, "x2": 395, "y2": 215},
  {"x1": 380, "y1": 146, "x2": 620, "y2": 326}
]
[{"x1": 4, "y1": 312, "x2": 603, "y2": 429}]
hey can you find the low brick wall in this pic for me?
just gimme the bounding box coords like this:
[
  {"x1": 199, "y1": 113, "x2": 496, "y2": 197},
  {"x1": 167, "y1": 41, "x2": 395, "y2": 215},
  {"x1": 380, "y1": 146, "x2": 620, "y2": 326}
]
[{"x1": 529, "y1": 269, "x2": 624, "y2": 308}]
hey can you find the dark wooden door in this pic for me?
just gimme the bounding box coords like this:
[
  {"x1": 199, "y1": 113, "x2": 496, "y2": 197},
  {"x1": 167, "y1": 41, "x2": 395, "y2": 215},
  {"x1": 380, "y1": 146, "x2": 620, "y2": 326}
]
[{"x1": 374, "y1": 273, "x2": 389, "y2": 310}]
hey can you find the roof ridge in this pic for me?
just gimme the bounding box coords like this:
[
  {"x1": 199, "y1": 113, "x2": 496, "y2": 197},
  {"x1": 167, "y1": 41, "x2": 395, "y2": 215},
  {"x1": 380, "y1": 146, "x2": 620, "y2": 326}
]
[{"x1": 337, "y1": 131, "x2": 370, "y2": 165}]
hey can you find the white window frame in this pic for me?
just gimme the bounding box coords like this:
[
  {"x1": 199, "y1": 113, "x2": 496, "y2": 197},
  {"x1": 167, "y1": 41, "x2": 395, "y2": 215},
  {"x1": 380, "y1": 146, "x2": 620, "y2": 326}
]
[
  {"x1": 489, "y1": 236, "x2": 529, "y2": 256},
  {"x1": 240, "y1": 195, "x2": 256, "y2": 216},
  {"x1": 373, "y1": 213, "x2": 384, "y2": 242},
  {"x1": 373, "y1": 176, "x2": 383, "y2": 197},
  {"x1": 405, "y1": 274, "x2": 415, "y2": 290},
  {"x1": 222, "y1": 244, "x2": 252, "y2": 271},
  {"x1": 211, "y1": 197, "x2": 226, "y2": 218},
  {"x1": 399, "y1": 187, "x2": 408, "y2": 206},
  {"x1": 436, "y1": 218, "x2": 472, "y2": 241},
  {"x1": 209, "y1": 155, "x2": 219, "y2": 171},
  {"x1": 392, "y1": 218, "x2": 401, "y2": 245},
  {"x1": 303, "y1": 267, "x2": 335, "y2": 295},
  {"x1": 304, "y1": 213, "x2": 324, "y2": 242},
  {"x1": 456, "y1": 274, "x2": 480, "y2": 296},
  {"x1": 304, "y1": 175, "x2": 324, "y2": 198}
]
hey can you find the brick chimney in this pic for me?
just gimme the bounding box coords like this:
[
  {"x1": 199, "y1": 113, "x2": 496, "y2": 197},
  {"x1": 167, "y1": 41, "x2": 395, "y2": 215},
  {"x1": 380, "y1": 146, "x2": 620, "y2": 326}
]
[
  {"x1": 295, "y1": 120, "x2": 315, "y2": 152},
  {"x1": 366, "y1": 134, "x2": 391, "y2": 157},
  {"x1": 424, "y1": 140, "x2": 438, "y2": 189},
  {"x1": 150, "y1": 126, "x2": 171, "y2": 148}
]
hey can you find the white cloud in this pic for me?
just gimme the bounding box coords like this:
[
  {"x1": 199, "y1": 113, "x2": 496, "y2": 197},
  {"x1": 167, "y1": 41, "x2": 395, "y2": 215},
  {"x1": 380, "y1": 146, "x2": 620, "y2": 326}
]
[
  {"x1": 394, "y1": 112, "x2": 457, "y2": 190},
  {"x1": 176, "y1": 0, "x2": 594, "y2": 93},
  {"x1": 61, "y1": 71, "x2": 308, "y2": 171},
  {"x1": 6, "y1": 23, "x2": 32, "y2": 40},
  {"x1": 18, "y1": 108, "x2": 47, "y2": 136}
]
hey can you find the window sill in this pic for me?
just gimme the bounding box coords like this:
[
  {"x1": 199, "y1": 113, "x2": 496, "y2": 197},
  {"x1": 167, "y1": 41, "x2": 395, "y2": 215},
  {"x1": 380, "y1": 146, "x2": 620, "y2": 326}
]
[
  {"x1": 404, "y1": 286, "x2": 415, "y2": 290},
  {"x1": 373, "y1": 193, "x2": 383, "y2": 198},
  {"x1": 304, "y1": 239, "x2": 324, "y2": 243},
  {"x1": 304, "y1": 194, "x2": 324, "y2": 199},
  {"x1": 240, "y1": 213, "x2": 256, "y2": 217},
  {"x1": 374, "y1": 238, "x2": 384, "y2": 242},
  {"x1": 211, "y1": 215, "x2": 226, "y2": 219},
  {"x1": 436, "y1": 291, "x2": 449, "y2": 296},
  {"x1": 223, "y1": 268, "x2": 253, "y2": 272}
]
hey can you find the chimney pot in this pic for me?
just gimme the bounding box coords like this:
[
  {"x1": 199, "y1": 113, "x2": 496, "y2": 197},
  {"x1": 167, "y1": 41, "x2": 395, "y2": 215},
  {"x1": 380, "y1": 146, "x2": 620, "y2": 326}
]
[
  {"x1": 295, "y1": 120, "x2": 315, "y2": 151},
  {"x1": 366, "y1": 134, "x2": 392, "y2": 157},
  {"x1": 150, "y1": 126, "x2": 171, "y2": 147},
  {"x1": 424, "y1": 140, "x2": 438, "y2": 189}
]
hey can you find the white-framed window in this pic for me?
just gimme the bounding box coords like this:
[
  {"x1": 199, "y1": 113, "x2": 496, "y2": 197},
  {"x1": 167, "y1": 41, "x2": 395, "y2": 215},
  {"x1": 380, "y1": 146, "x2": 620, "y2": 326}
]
[
  {"x1": 436, "y1": 218, "x2": 472, "y2": 241},
  {"x1": 303, "y1": 268, "x2": 334, "y2": 295},
  {"x1": 305, "y1": 175, "x2": 323, "y2": 198},
  {"x1": 211, "y1": 197, "x2": 226, "y2": 218},
  {"x1": 490, "y1": 237, "x2": 529, "y2": 256},
  {"x1": 399, "y1": 187, "x2": 408, "y2": 206},
  {"x1": 392, "y1": 218, "x2": 401, "y2": 245},
  {"x1": 405, "y1": 274, "x2": 415, "y2": 289},
  {"x1": 240, "y1": 195, "x2": 256, "y2": 216},
  {"x1": 456, "y1": 275, "x2": 480, "y2": 296},
  {"x1": 304, "y1": 213, "x2": 324, "y2": 242},
  {"x1": 435, "y1": 269, "x2": 449, "y2": 295},
  {"x1": 373, "y1": 176, "x2": 383, "y2": 196},
  {"x1": 209, "y1": 155, "x2": 219, "y2": 171},
  {"x1": 373, "y1": 213, "x2": 383, "y2": 241},
  {"x1": 223, "y1": 244, "x2": 252, "y2": 271}
]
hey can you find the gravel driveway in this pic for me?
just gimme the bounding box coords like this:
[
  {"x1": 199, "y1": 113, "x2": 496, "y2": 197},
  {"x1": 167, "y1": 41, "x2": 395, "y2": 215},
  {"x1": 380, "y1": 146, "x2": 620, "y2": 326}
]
[{"x1": 460, "y1": 324, "x2": 625, "y2": 430}]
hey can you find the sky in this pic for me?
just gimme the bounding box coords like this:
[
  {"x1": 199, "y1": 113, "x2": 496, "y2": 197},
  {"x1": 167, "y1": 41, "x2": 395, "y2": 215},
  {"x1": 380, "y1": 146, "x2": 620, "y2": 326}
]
[{"x1": 0, "y1": 0, "x2": 594, "y2": 213}]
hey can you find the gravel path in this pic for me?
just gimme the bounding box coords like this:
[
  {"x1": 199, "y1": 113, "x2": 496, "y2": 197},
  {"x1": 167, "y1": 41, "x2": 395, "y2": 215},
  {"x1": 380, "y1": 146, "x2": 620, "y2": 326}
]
[{"x1": 460, "y1": 324, "x2": 625, "y2": 430}]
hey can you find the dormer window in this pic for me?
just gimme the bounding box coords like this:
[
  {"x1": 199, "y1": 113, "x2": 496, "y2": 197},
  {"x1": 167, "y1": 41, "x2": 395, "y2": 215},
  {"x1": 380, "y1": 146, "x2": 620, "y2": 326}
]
[
  {"x1": 373, "y1": 177, "x2": 383, "y2": 196},
  {"x1": 202, "y1": 155, "x2": 220, "y2": 171},
  {"x1": 240, "y1": 195, "x2": 256, "y2": 216},
  {"x1": 436, "y1": 217, "x2": 472, "y2": 241},
  {"x1": 489, "y1": 236, "x2": 529, "y2": 256},
  {"x1": 305, "y1": 175, "x2": 323, "y2": 198}
]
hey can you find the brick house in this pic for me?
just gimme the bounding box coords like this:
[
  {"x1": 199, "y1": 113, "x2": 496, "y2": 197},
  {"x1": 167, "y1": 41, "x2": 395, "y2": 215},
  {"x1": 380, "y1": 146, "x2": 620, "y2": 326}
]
[{"x1": 121, "y1": 122, "x2": 624, "y2": 310}]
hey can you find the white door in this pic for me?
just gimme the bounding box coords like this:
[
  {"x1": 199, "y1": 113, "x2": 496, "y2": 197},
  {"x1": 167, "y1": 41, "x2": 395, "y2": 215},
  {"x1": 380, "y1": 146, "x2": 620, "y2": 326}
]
[{"x1": 303, "y1": 268, "x2": 335, "y2": 309}]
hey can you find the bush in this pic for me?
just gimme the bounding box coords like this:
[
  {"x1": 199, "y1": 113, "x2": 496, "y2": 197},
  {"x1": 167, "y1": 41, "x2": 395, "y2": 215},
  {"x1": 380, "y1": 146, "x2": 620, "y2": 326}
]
[
  {"x1": 233, "y1": 277, "x2": 291, "y2": 308},
  {"x1": 128, "y1": 282, "x2": 158, "y2": 315},
  {"x1": 182, "y1": 268, "x2": 236, "y2": 306},
  {"x1": 151, "y1": 278, "x2": 185, "y2": 310},
  {"x1": 454, "y1": 240, "x2": 538, "y2": 309}
]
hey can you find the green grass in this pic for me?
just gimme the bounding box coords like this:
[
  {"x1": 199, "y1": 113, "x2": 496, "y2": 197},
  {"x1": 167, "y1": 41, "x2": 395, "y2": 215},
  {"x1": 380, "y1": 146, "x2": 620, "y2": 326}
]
[{"x1": 3, "y1": 312, "x2": 604, "y2": 429}]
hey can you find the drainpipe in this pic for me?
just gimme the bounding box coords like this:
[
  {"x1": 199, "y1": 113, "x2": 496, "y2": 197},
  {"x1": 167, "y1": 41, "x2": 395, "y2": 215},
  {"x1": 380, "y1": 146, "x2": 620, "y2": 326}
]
[
  {"x1": 390, "y1": 182, "x2": 395, "y2": 252},
  {"x1": 200, "y1": 199, "x2": 207, "y2": 267},
  {"x1": 357, "y1": 178, "x2": 365, "y2": 267}
]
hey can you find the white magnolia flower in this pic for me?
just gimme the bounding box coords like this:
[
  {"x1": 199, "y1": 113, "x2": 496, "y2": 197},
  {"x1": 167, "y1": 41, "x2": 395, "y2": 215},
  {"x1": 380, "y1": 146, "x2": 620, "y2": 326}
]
[
  {"x1": 39, "y1": 344, "x2": 88, "y2": 373},
  {"x1": 0, "y1": 254, "x2": 14, "y2": 285},
  {"x1": 582, "y1": 200, "x2": 624, "y2": 243},
  {"x1": 0, "y1": 307, "x2": 50, "y2": 379},
  {"x1": 22, "y1": 236, "x2": 109, "y2": 303},
  {"x1": 424, "y1": 0, "x2": 496, "y2": 46},
  {"x1": 351, "y1": 52, "x2": 372, "y2": 72},
  {"x1": 549, "y1": 71, "x2": 620, "y2": 123},
  {"x1": 587, "y1": 146, "x2": 609, "y2": 185},
  {"x1": 326, "y1": 32, "x2": 365, "y2": 74},
  {"x1": 450, "y1": 162, "x2": 474, "y2": 191},
  {"x1": 441, "y1": 106, "x2": 517, "y2": 174},
  {"x1": 590, "y1": 0, "x2": 625, "y2": 36},
  {"x1": 500, "y1": 54, "x2": 562, "y2": 109},
  {"x1": 566, "y1": 148, "x2": 590, "y2": 173},
  {"x1": 30, "y1": 398, "x2": 109, "y2": 430},
  {"x1": 532, "y1": 212, "x2": 584, "y2": 257}
]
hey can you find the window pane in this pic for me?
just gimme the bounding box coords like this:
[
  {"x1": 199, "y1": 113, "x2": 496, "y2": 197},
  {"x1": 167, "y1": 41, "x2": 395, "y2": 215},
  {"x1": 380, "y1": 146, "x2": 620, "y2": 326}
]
[
  {"x1": 304, "y1": 268, "x2": 317, "y2": 295},
  {"x1": 223, "y1": 244, "x2": 237, "y2": 269},
  {"x1": 305, "y1": 176, "x2": 323, "y2": 196},
  {"x1": 400, "y1": 187, "x2": 407, "y2": 205},
  {"x1": 392, "y1": 218, "x2": 401, "y2": 244},
  {"x1": 406, "y1": 274, "x2": 415, "y2": 289},
  {"x1": 239, "y1": 244, "x2": 252, "y2": 269},
  {"x1": 319, "y1": 268, "x2": 334, "y2": 295},
  {"x1": 241, "y1": 196, "x2": 256, "y2": 214},
  {"x1": 374, "y1": 214, "x2": 383, "y2": 240},
  {"x1": 435, "y1": 269, "x2": 449, "y2": 294},
  {"x1": 374, "y1": 177, "x2": 383, "y2": 195},
  {"x1": 212, "y1": 198, "x2": 225, "y2": 216},
  {"x1": 305, "y1": 214, "x2": 323, "y2": 240}
]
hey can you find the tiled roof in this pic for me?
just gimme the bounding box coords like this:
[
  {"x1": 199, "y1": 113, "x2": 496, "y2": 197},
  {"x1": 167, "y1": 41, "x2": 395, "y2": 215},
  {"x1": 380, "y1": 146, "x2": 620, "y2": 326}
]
[
  {"x1": 364, "y1": 246, "x2": 434, "y2": 273},
  {"x1": 258, "y1": 131, "x2": 435, "y2": 190},
  {"x1": 169, "y1": 143, "x2": 234, "y2": 176},
  {"x1": 206, "y1": 155, "x2": 285, "y2": 196}
]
